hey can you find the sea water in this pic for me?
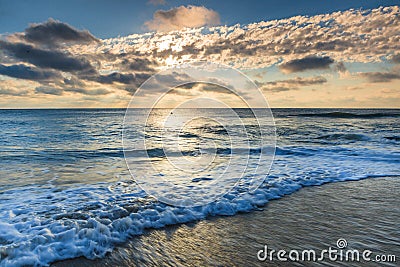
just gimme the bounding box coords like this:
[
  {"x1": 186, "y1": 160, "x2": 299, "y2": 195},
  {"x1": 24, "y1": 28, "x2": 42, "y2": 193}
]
[{"x1": 0, "y1": 108, "x2": 399, "y2": 266}]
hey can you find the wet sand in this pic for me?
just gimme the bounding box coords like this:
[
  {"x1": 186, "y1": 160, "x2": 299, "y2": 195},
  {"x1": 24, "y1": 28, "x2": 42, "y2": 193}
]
[{"x1": 53, "y1": 177, "x2": 399, "y2": 267}]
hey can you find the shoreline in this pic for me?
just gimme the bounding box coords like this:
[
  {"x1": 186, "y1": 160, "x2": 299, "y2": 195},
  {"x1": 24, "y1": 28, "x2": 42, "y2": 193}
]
[{"x1": 53, "y1": 176, "x2": 399, "y2": 267}]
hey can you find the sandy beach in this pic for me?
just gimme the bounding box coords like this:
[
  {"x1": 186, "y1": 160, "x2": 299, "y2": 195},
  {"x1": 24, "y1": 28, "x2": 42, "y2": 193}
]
[{"x1": 53, "y1": 176, "x2": 399, "y2": 267}]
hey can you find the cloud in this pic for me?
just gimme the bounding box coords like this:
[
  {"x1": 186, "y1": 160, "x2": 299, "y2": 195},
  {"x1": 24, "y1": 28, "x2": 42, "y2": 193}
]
[
  {"x1": 63, "y1": 76, "x2": 85, "y2": 87},
  {"x1": 145, "y1": 5, "x2": 220, "y2": 32},
  {"x1": 253, "y1": 70, "x2": 267, "y2": 80},
  {"x1": 64, "y1": 87, "x2": 111, "y2": 95},
  {"x1": 176, "y1": 82, "x2": 233, "y2": 94},
  {"x1": 345, "y1": 86, "x2": 362, "y2": 91},
  {"x1": 35, "y1": 86, "x2": 63, "y2": 95},
  {"x1": 107, "y1": 6, "x2": 398, "y2": 69},
  {"x1": 125, "y1": 71, "x2": 193, "y2": 96},
  {"x1": 0, "y1": 88, "x2": 29, "y2": 96},
  {"x1": 279, "y1": 56, "x2": 334, "y2": 73},
  {"x1": 35, "y1": 85, "x2": 112, "y2": 96},
  {"x1": 199, "y1": 83, "x2": 233, "y2": 94},
  {"x1": 0, "y1": 64, "x2": 61, "y2": 80},
  {"x1": 80, "y1": 72, "x2": 152, "y2": 92},
  {"x1": 120, "y1": 57, "x2": 157, "y2": 72},
  {"x1": 359, "y1": 71, "x2": 400, "y2": 83},
  {"x1": 0, "y1": 41, "x2": 94, "y2": 72},
  {"x1": 313, "y1": 40, "x2": 353, "y2": 51},
  {"x1": 390, "y1": 54, "x2": 400, "y2": 64},
  {"x1": 269, "y1": 76, "x2": 327, "y2": 86},
  {"x1": 1, "y1": 5, "x2": 399, "y2": 106},
  {"x1": 154, "y1": 71, "x2": 191, "y2": 84},
  {"x1": 95, "y1": 72, "x2": 136, "y2": 84},
  {"x1": 334, "y1": 62, "x2": 347, "y2": 73},
  {"x1": 256, "y1": 76, "x2": 327, "y2": 92},
  {"x1": 22, "y1": 18, "x2": 99, "y2": 47}
]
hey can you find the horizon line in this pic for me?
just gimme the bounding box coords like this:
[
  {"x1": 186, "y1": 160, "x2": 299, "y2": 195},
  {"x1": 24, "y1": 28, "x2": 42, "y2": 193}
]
[{"x1": 1, "y1": 107, "x2": 399, "y2": 110}]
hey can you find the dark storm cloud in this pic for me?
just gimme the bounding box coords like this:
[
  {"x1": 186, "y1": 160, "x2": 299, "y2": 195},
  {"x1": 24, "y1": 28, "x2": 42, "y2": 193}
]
[
  {"x1": 23, "y1": 19, "x2": 99, "y2": 46},
  {"x1": 359, "y1": 71, "x2": 400, "y2": 83},
  {"x1": 0, "y1": 41, "x2": 94, "y2": 72},
  {"x1": 0, "y1": 64, "x2": 61, "y2": 80},
  {"x1": 279, "y1": 56, "x2": 334, "y2": 73}
]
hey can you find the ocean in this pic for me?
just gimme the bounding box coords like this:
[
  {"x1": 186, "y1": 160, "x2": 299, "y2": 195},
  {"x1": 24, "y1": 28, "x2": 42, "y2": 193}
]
[{"x1": 0, "y1": 108, "x2": 399, "y2": 266}]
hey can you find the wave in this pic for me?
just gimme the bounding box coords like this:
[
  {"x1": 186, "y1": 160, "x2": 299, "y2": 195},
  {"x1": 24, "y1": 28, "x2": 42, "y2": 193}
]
[
  {"x1": 125, "y1": 146, "x2": 272, "y2": 158},
  {"x1": 201, "y1": 125, "x2": 229, "y2": 135},
  {"x1": 1, "y1": 173, "x2": 399, "y2": 266},
  {"x1": 316, "y1": 133, "x2": 369, "y2": 142},
  {"x1": 384, "y1": 136, "x2": 400, "y2": 141},
  {"x1": 178, "y1": 132, "x2": 200, "y2": 138},
  {"x1": 0, "y1": 148, "x2": 124, "y2": 163},
  {"x1": 1, "y1": 144, "x2": 392, "y2": 164},
  {"x1": 0, "y1": 146, "x2": 270, "y2": 162},
  {"x1": 295, "y1": 111, "x2": 400, "y2": 119}
]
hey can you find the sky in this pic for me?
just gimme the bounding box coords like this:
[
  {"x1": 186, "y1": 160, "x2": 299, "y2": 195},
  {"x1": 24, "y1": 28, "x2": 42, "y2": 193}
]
[
  {"x1": 0, "y1": 0, "x2": 399, "y2": 108},
  {"x1": 1, "y1": 0, "x2": 398, "y2": 38}
]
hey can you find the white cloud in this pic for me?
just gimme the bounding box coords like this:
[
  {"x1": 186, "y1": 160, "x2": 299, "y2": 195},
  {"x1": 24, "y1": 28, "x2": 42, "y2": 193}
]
[
  {"x1": 145, "y1": 5, "x2": 220, "y2": 32},
  {"x1": 97, "y1": 6, "x2": 399, "y2": 69}
]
